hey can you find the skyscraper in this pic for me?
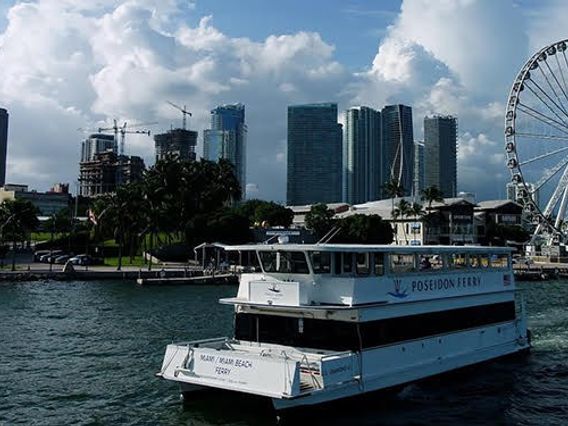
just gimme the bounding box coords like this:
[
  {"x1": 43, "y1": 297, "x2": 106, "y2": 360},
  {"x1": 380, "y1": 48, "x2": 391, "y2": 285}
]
[
  {"x1": 287, "y1": 103, "x2": 342, "y2": 205},
  {"x1": 0, "y1": 108, "x2": 9, "y2": 187},
  {"x1": 203, "y1": 104, "x2": 247, "y2": 191},
  {"x1": 414, "y1": 141, "x2": 425, "y2": 196},
  {"x1": 424, "y1": 115, "x2": 458, "y2": 197},
  {"x1": 154, "y1": 129, "x2": 197, "y2": 162},
  {"x1": 81, "y1": 133, "x2": 116, "y2": 162},
  {"x1": 381, "y1": 104, "x2": 414, "y2": 197},
  {"x1": 343, "y1": 106, "x2": 381, "y2": 204}
]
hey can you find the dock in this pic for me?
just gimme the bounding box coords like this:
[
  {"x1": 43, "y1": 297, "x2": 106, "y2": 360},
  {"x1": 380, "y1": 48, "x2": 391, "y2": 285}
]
[
  {"x1": 136, "y1": 273, "x2": 238, "y2": 286},
  {"x1": 513, "y1": 263, "x2": 567, "y2": 281}
]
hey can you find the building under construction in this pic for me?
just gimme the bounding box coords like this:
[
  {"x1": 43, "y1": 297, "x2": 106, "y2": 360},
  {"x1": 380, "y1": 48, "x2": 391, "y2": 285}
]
[
  {"x1": 79, "y1": 151, "x2": 145, "y2": 197},
  {"x1": 154, "y1": 128, "x2": 197, "y2": 162}
]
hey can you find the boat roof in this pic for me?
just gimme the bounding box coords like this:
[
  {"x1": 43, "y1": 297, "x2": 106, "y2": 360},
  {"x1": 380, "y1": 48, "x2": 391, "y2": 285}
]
[{"x1": 224, "y1": 244, "x2": 514, "y2": 254}]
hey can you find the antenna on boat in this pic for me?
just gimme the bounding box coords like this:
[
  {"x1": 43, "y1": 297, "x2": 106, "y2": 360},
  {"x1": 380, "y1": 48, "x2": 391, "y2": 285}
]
[{"x1": 317, "y1": 226, "x2": 341, "y2": 245}]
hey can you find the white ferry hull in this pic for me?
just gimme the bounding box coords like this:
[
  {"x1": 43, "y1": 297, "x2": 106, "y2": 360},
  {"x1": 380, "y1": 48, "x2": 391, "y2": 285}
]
[
  {"x1": 160, "y1": 318, "x2": 529, "y2": 411},
  {"x1": 273, "y1": 320, "x2": 529, "y2": 410}
]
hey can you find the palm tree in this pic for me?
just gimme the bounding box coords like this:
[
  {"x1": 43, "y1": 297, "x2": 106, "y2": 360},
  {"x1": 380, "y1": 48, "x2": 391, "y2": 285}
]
[
  {"x1": 420, "y1": 186, "x2": 444, "y2": 211},
  {"x1": 393, "y1": 199, "x2": 411, "y2": 244},
  {"x1": 383, "y1": 178, "x2": 404, "y2": 234},
  {"x1": 409, "y1": 202, "x2": 425, "y2": 244}
]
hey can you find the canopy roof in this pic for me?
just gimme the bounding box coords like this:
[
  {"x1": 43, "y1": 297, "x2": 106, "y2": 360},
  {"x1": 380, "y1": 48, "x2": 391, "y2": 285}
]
[{"x1": 224, "y1": 244, "x2": 513, "y2": 254}]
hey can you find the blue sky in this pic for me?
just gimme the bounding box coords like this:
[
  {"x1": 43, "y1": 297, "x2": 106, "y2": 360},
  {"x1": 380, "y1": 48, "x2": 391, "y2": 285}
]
[
  {"x1": 0, "y1": 0, "x2": 567, "y2": 203},
  {"x1": 0, "y1": 0, "x2": 400, "y2": 70},
  {"x1": 190, "y1": 0, "x2": 400, "y2": 69}
]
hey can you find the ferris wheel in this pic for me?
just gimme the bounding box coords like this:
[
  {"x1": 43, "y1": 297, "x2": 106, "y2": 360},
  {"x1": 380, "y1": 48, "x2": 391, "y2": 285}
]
[{"x1": 505, "y1": 39, "x2": 568, "y2": 246}]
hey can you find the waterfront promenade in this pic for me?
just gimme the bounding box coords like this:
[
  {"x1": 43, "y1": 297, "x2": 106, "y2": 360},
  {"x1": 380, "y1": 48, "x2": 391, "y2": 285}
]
[{"x1": 0, "y1": 251, "x2": 211, "y2": 282}]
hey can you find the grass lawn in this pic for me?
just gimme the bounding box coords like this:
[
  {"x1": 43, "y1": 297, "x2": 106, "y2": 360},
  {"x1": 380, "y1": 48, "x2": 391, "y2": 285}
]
[
  {"x1": 31, "y1": 232, "x2": 55, "y2": 242},
  {"x1": 103, "y1": 256, "x2": 147, "y2": 267}
]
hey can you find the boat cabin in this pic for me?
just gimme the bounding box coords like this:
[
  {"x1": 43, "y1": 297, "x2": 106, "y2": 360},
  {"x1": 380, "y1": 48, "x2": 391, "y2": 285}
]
[{"x1": 223, "y1": 244, "x2": 513, "y2": 308}]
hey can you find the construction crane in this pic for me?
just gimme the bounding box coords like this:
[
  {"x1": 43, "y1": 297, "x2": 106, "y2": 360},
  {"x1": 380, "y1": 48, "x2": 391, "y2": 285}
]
[
  {"x1": 167, "y1": 101, "x2": 192, "y2": 130},
  {"x1": 97, "y1": 119, "x2": 156, "y2": 156}
]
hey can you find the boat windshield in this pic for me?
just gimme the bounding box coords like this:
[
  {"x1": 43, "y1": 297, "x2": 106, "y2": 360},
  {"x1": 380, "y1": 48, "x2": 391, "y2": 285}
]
[{"x1": 258, "y1": 251, "x2": 309, "y2": 274}]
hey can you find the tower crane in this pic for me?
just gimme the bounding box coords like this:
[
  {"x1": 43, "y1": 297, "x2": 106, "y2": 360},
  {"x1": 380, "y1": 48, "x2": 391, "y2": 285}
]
[
  {"x1": 98, "y1": 119, "x2": 156, "y2": 156},
  {"x1": 167, "y1": 101, "x2": 192, "y2": 130}
]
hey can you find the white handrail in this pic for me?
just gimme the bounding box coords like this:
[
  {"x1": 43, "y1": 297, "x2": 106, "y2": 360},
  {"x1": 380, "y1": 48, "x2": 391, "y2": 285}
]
[{"x1": 300, "y1": 353, "x2": 322, "y2": 390}]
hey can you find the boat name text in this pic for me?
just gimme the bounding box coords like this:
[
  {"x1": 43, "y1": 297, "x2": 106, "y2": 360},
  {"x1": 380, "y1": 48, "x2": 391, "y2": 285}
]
[
  {"x1": 199, "y1": 354, "x2": 254, "y2": 376},
  {"x1": 411, "y1": 275, "x2": 482, "y2": 293}
]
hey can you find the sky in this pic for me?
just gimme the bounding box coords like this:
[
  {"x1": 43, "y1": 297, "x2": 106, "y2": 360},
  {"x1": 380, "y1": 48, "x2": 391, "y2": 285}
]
[{"x1": 1, "y1": 0, "x2": 568, "y2": 203}]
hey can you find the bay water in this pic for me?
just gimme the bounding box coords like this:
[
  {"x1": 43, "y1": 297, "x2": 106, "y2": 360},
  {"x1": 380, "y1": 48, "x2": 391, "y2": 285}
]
[{"x1": 0, "y1": 280, "x2": 566, "y2": 425}]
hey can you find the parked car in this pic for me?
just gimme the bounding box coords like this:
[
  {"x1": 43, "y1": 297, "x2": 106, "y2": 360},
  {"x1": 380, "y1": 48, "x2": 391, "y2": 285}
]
[
  {"x1": 33, "y1": 250, "x2": 51, "y2": 262},
  {"x1": 40, "y1": 250, "x2": 64, "y2": 263},
  {"x1": 69, "y1": 254, "x2": 92, "y2": 266},
  {"x1": 54, "y1": 255, "x2": 72, "y2": 264}
]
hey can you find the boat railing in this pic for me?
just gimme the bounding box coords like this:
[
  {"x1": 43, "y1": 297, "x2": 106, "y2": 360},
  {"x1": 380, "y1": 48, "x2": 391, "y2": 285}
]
[
  {"x1": 300, "y1": 352, "x2": 323, "y2": 390},
  {"x1": 175, "y1": 337, "x2": 229, "y2": 349}
]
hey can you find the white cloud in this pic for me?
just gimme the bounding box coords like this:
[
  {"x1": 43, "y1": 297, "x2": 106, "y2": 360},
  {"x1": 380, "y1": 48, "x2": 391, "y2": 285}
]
[
  {"x1": 0, "y1": 0, "x2": 348, "y2": 198},
  {"x1": 0, "y1": 0, "x2": 564, "y2": 202},
  {"x1": 351, "y1": 0, "x2": 536, "y2": 200}
]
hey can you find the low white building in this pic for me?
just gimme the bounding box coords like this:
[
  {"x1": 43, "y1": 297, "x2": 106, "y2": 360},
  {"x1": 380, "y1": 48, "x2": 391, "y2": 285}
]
[{"x1": 339, "y1": 197, "x2": 477, "y2": 246}]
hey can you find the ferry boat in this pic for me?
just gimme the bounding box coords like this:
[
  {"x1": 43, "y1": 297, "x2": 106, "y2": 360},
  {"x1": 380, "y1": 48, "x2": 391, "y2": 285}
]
[{"x1": 157, "y1": 244, "x2": 530, "y2": 411}]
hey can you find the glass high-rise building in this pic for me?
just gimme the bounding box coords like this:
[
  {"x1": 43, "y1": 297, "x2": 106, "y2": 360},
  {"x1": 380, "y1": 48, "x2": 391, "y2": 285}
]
[
  {"x1": 203, "y1": 103, "x2": 247, "y2": 192},
  {"x1": 381, "y1": 104, "x2": 414, "y2": 197},
  {"x1": 414, "y1": 141, "x2": 425, "y2": 196},
  {"x1": 424, "y1": 115, "x2": 457, "y2": 197},
  {"x1": 81, "y1": 133, "x2": 116, "y2": 162},
  {"x1": 287, "y1": 103, "x2": 342, "y2": 205},
  {"x1": 343, "y1": 106, "x2": 381, "y2": 204},
  {"x1": 0, "y1": 108, "x2": 8, "y2": 187}
]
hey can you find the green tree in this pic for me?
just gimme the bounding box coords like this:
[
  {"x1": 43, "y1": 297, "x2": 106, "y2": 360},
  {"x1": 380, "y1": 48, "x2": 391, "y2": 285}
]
[
  {"x1": 392, "y1": 199, "x2": 412, "y2": 244},
  {"x1": 305, "y1": 203, "x2": 336, "y2": 240},
  {"x1": 420, "y1": 185, "x2": 444, "y2": 210},
  {"x1": 383, "y1": 178, "x2": 404, "y2": 221},
  {"x1": 86, "y1": 156, "x2": 245, "y2": 266},
  {"x1": 0, "y1": 199, "x2": 39, "y2": 269},
  {"x1": 238, "y1": 199, "x2": 293, "y2": 227},
  {"x1": 335, "y1": 214, "x2": 393, "y2": 244},
  {"x1": 200, "y1": 208, "x2": 252, "y2": 244},
  {"x1": 383, "y1": 178, "x2": 404, "y2": 199},
  {"x1": 486, "y1": 223, "x2": 530, "y2": 246},
  {"x1": 45, "y1": 208, "x2": 73, "y2": 236},
  {"x1": 409, "y1": 202, "x2": 425, "y2": 243}
]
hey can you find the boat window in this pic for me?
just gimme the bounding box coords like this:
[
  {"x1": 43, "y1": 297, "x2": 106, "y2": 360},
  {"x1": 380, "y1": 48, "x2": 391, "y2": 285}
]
[
  {"x1": 374, "y1": 253, "x2": 384, "y2": 276},
  {"x1": 490, "y1": 253, "x2": 509, "y2": 269},
  {"x1": 343, "y1": 253, "x2": 353, "y2": 273},
  {"x1": 449, "y1": 253, "x2": 467, "y2": 269},
  {"x1": 390, "y1": 254, "x2": 416, "y2": 274},
  {"x1": 258, "y1": 251, "x2": 309, "y2": 274},
  {"x1": 468, "y1": 255, "x2": 481, "y2": 268},
  {"x1": 234, "y1": 301, "x2": 516, "y2": 351},
  {"x1": 479, "y1": 254, "x2": 490, "y2": 268},
  {"x1": 310, "y1": 251, "x2": 331, "y2": 274},
  {"x1": 356, "y1": 253, "x2": 370, "y2": 276},
  {"x1": 418, "y1": 254, "x2": 443, "y2": 271},
  {"x1": 334, "y1": 252, "x2": 342, "y2": 275}
]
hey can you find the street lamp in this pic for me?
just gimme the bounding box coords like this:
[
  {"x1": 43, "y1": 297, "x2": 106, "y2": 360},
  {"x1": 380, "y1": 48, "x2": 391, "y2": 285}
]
[{"x1": 49, "y1": 213, "x2": 55, "y2": 273}]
